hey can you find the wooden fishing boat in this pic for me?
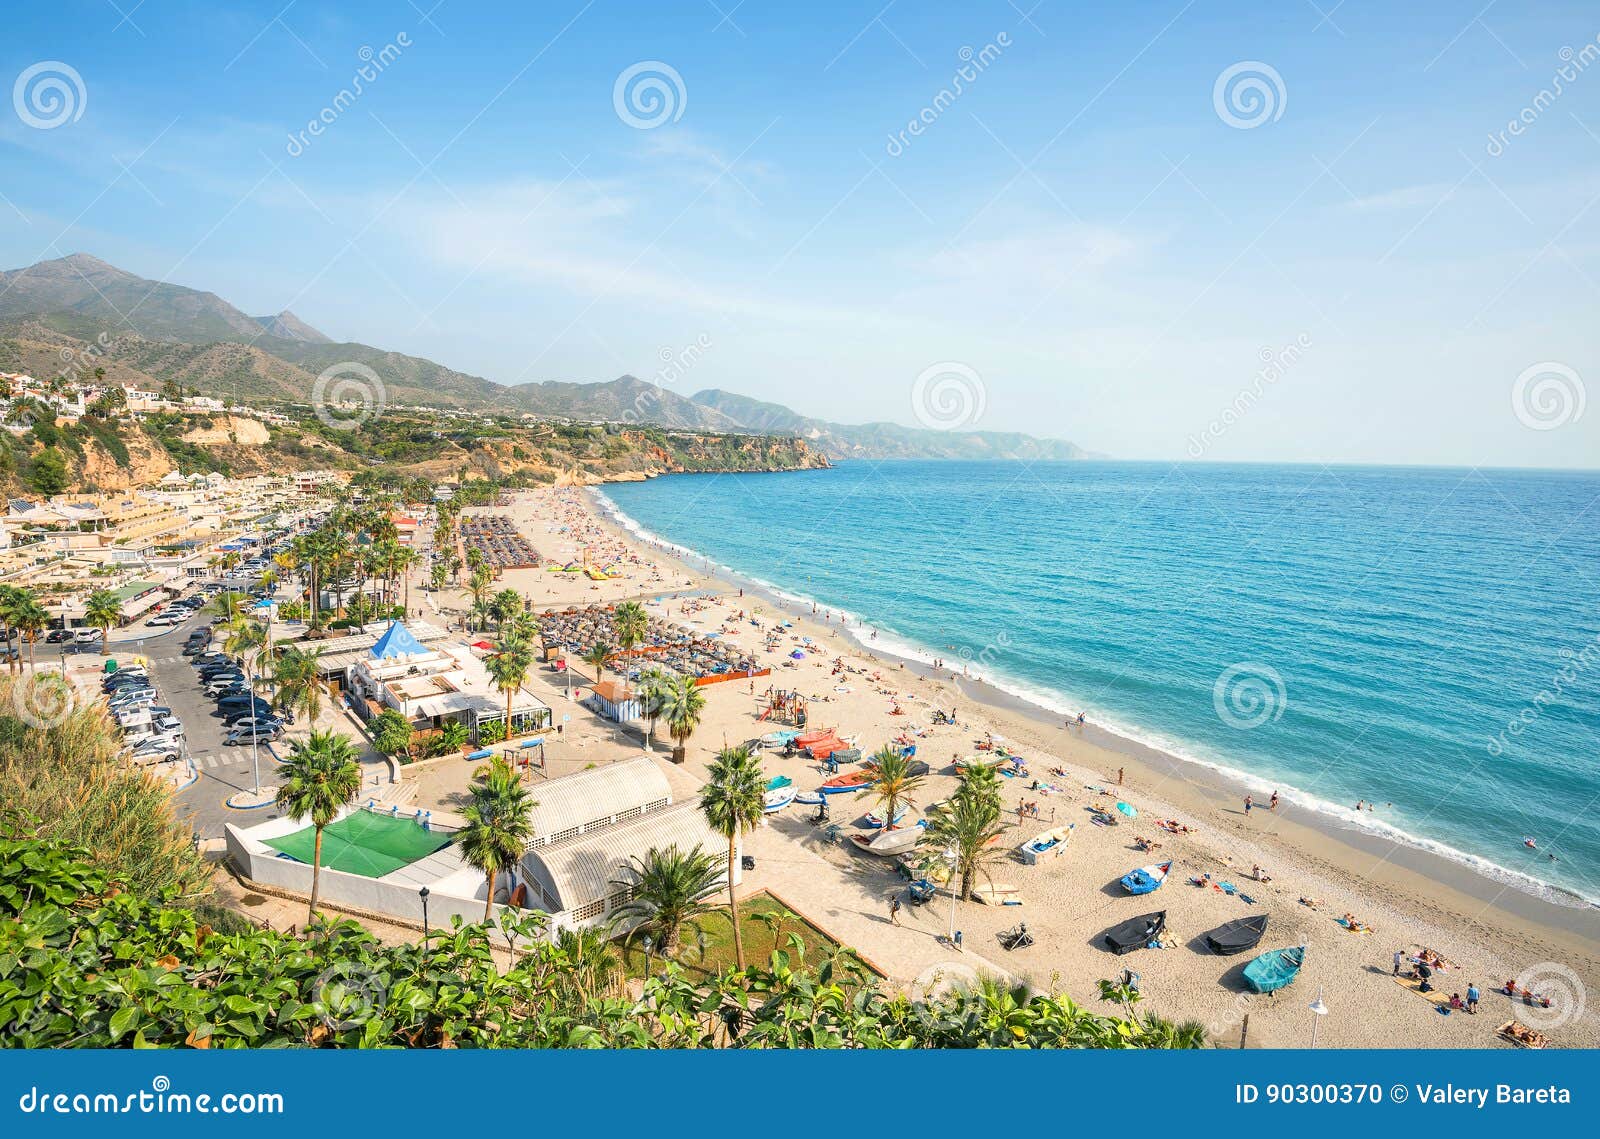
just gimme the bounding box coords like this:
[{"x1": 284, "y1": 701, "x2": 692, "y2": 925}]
[
  {"x1": 1017, "y1": 823, "x2": 1074, "y2": 865},
  {"x1": 1119, "y1": 859, "x2": 1172, "y2": 895},
  {"x1": 1103, "y1": 911, "x2": 1166, "y2": 955},
  {"x1": 863, "y1": 803, "x2": 908, "y2": 828},
  {"x1": 1202, "y1": 915, "x2": 1270, "y2": 956},
  {"x1": 849, "y1": 823, "x2": 926, "y2": 856},
  {"x1": 763, "y1": 776, "x2": 796, "y2": 813},
  {"x1": 971, "y1": 882, "x2": 1023, "y2": 906},
  {"x1": 1243, "y1": 945, "x2": 1306, "y2": 993},
  {"x1": 818, "y1": 769, "x2": 877, "y2": 795}
]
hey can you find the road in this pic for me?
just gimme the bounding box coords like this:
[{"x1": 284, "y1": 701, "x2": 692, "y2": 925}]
[{"x1": 106, "y1": 591, "x2": 286, "y2": 841}]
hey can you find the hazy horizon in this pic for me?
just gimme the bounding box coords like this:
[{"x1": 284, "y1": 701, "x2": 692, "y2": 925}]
[{"x1": 2, "y1": 2, "x2": 1597, "y2": 469}]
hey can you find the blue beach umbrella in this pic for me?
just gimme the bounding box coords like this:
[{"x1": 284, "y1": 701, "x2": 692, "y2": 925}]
[{"x1": 1116, "y1": 801, "x2": 1137, "y2": 819}]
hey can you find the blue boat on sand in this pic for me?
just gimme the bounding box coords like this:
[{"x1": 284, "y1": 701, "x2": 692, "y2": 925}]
[
  {"x1": 1119, "y1": 860, "x2": 1172, "y2": 895},
  {"x1": 1242, "y1": 945, "x2": 1306, "y2": 993}
]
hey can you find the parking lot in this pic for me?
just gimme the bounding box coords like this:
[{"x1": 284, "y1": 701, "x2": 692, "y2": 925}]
[{"x1": 102, "y1": 582, "x2": 289, "y2": 840}]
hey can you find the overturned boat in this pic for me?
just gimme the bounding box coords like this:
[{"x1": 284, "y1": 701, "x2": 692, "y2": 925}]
[
  {"x1": 1102, "y1": 911, "x2": 1167, "y2": 955},
  {"x1": 1202, "y1": 914, "x2": 1269, "y2": 956}
]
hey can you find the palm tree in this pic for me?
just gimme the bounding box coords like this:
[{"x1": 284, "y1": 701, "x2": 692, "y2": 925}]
[
  {"x1": 508, "y1": 608, "x2": 539, "y2": 643},
  {"x1": 456, "y1": 756, "x2": 535, "y2": 922},
  {"x1": 273, "y1": 730, "x2": 362, "y2": 923},
  {"x1": 467, "y1": 563, "x2": 494, "y2": 610},
  {"x1": 489, "y1": 589, "x2": 522, "y2": 633},
  {"x1": 0, "y1": 586, "x2": 25, "y2": 673},
  {"x1": 221, "y1": 614, "x2": 270, "y2": 791},
  {"x1": 83, "y1": 589, "x2": 122, "y2": 655},
  {"x1": 699, "y1": 745, "x2": 766, "y2": 969},
  {"x1": 271, "y1": 645, "x2": 324, "y2": 724},
  {"x1": 607, "y1": 844, "x2": 725, "y2": 958},
  {"x1": 920, "y1": 784, "x2": 1009, "y2": 901},
  {"x1": 636, "y1": 666, "x2": 671, "y2": 751},
  {"x1": 660, "y1": 673, "x2": 707, "y2": 765},
  {"x1": 484, "y1": 638, "x2": 533, "y2": 740},
  {"x1": 10, "y1": 593, "x2": 49, "y2": 672},
  {"x1": 581, "y1": 641, "x2": 612, "y2": 686},
  {"x1": 612, "y1": 600, "x2": 648, "y2": 685},
  {"x1": 868, "y1": 746, "x2": 925, "y2": 832}
]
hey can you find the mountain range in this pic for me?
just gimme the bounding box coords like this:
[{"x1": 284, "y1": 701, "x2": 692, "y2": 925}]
[{"x1": 0, "y1": 255, "x2": 1091, "y2": 461}]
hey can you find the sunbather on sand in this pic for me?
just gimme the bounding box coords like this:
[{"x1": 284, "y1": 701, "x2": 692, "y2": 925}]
[{"x1": 1299, "y1": 896, "x2": 1324, "y2": 910}]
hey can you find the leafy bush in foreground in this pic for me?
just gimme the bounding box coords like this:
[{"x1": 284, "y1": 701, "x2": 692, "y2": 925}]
[{"x1": 0, "y1": 830, "x2": 1201, "y2": 1049}]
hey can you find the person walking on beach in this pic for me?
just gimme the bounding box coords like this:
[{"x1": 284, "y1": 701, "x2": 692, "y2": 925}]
[
  {"x1": 1466, "y1": 982, "x2": 1480, "y2": 1013},
  {"x1": 1244, "y1": 794, "x2": 1253, "y2": 817},
  {"x1": 889, "y1": 894, "x2": 902, "y2": 926},
  {"x1": 1393, "y1": 949, "x2": 1403, "y2": 976},
  {"x1": 1117, "y1": 767, "x2": 1124, "y2": 786},
  {"x1": 1270, "y1": 790, "x2": 1279, "y2": 811}
]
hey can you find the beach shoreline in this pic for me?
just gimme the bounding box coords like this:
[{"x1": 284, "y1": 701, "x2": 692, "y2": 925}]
[
  {"x1": 589, "y1": 484, "x2": 1599, "y2": 934},
  {"x1": 582, "y1": 485, "x2": 1600, "y2": 973}
]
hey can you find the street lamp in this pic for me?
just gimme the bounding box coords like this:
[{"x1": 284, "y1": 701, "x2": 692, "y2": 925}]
[
  {"x1": 1308, "y1": 985, "x2": 1329, "y2": 1049},
  {"x1": 419, "y1": 886, "x2": 431, "y2": 938},
  {"x1": 944, "y1": 847, "x2": 960, "y2": 948}
]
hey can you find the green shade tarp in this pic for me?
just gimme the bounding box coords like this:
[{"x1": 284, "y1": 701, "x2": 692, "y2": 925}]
[{"x1": 264, "y1": 811, "x2": 451, "y2": 878}]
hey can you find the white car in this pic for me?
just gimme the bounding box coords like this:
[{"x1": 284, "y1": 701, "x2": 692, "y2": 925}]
[{"x1": 74, "y1": 629, "x2": 103, "y2": 645}]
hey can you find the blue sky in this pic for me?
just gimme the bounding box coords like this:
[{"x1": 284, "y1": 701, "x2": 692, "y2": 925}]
[{"x1": 2, "y1": 1, "x2": 1597, "y2": 467}]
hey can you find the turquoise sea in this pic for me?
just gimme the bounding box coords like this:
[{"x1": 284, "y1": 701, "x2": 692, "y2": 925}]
[{"x1": 599, "y1": 461, "x2": 1600, "y2": 906}]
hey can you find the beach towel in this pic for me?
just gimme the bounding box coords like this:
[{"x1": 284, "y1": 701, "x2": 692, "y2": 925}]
[
  {"x1": 1392, "y1": 974, "x2": 1451, "y2": 1008},
  {"x1": 1238, "y1": 893, "x2": 1256, "y2": 905},
  {"x1": 1219, "y1": 882, "x2": 1236, "y2": 895}
]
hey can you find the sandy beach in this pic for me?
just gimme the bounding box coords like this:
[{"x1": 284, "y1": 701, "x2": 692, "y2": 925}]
[{"x1": 414, "y1": 484, "x2": 1600, "y2": 1049}]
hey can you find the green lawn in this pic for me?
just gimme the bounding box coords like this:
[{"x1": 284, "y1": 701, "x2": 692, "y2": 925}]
[{"x1": 619, "y1": 892, "x2": 845, "y2": 982}]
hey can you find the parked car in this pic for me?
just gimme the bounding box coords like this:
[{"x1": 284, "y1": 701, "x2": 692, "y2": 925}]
[
  {"x1": 127, "y1": 741, "x2": 180, "y2": 765},
  {"x1": 122, "y1": 729, "x2": 179, "y2": 753},
  {"x1": 204, "y1": 679, "x2": 248, "y2": 698},
  {"x1": 144, "y1": 613, "x2": 183, "y2": 627},
  {"x1": 45, "y1": 628, "x2": 72, "y2": 644},
  {"x1": 225, "y1": 724, "x2": 283, "y2": 746},
  {"x1": 199, "y1": 667, "x2": 245, "y2": 685},
  {"x1": 103, "y1": 671, "x2": 150, "y2": 690},
  {"x1": 220, "y1": 705, "x2": 273, "y2": 725},
  {"x1": 74, "y1": 629, "x2": 103, "y2": 645},
  {"x1": 152, "y1": 714, "x2": 184, "y2": 737}
]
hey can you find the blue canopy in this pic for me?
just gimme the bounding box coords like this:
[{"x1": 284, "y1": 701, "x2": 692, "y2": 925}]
[{"x1": 370, "y1": 621, "x2": 428, "y2": 659}]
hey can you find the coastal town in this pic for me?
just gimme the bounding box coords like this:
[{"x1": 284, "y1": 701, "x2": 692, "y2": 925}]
[{"x1": 5, "y1": 458, "x2": 1594, "y2": 1051}]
